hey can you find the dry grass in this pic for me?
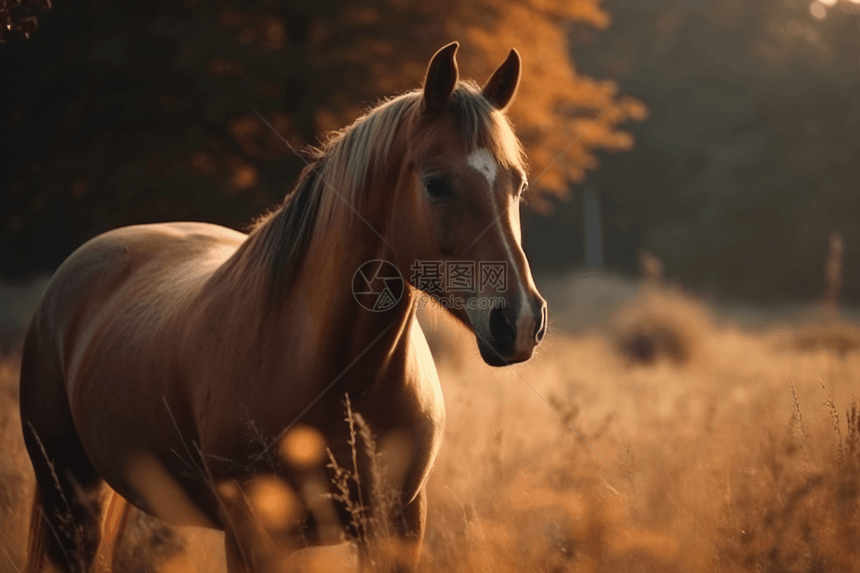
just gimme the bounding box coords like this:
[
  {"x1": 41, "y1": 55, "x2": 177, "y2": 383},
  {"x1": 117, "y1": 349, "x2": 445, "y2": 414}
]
[
  {"x1": 2, "y1": 285, "x2": 860, "y2": 572},
  {"x1": 787, "y1": 318, "x2": 860, "y2": 358},
  {"x1": 611, "y1": 286, "x2": 710, "y2": 366},
  {"x1": 0, "y1": 355, "x2": 30, "y2": 571}
]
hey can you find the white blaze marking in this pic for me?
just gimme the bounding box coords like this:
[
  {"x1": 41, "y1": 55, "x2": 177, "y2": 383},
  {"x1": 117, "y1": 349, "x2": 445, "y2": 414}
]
[
  {"x1": 466, "y1": 148, "x2": 497, "y2": 192},
  {"x1": 464, "y1": 148, "x2": 529, "y2": 339}
]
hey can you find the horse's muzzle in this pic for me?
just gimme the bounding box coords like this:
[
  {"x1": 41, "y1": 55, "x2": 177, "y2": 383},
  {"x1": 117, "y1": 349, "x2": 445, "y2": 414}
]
[{"x1": 478, "y1": 295, "x2": 546, "y2": 366}]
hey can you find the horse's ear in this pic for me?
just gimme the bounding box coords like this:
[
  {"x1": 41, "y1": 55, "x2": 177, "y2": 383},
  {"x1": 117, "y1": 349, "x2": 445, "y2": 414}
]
[
  {"x1": 423, "y1": 41, "x2": 459, "y2": 114},
  {"x1": 482, "y1": 48, "x2": 521, "y2": 111}
]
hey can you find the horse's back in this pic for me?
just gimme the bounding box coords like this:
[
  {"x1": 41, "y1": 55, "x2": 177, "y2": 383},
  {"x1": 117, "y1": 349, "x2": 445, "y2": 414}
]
[
  {"x1": 28, "y1": 221, "x2": 246, "y2": 393},
  {"x1": 60, "y1": 221, "x2": 246, "y2": 291}
]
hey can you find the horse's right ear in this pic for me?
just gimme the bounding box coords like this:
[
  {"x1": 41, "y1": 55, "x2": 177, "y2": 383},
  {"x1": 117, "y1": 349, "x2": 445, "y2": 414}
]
[
  {"x1": 422, "y1": 42, "x2": 459, "y2": 114},
  {"x1": 482, "y1": 48, "x2": 521, "y2": 111}
]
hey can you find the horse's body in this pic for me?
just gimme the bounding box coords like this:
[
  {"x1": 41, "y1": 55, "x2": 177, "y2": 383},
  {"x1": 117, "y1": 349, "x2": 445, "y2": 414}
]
[
  {"x1": 21, "y1": 42, "x2": 545, "y2": 573},
  {"x1": 22, "y1": 217, "x2": 443, "y2": 570}
]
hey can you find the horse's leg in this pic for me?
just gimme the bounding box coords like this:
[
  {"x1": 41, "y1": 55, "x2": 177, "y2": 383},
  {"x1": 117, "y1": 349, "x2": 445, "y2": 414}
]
[
  {"x1": 396, "y1": 486, "x2": 427, "y2": 573},
  {"x1": 358, "y1": 487, "x2": 429, "y2": 573},
  {"x1": 221, "y1": 479, "x2": 354, "y2": 573},
  {"x1": 102, "y1": 491, "x2": 132, "y2": 573},
  {"x1": 21, "y1": 408, "x2": 105, "y2": 573},
  {"x1": 20, "y1": 333, "x2": 104, "y2": 573},
  {"x1": 222, "y1": 512, "x2": 310, "y2": 573},
  {"x1": 220, "y1": 485, "x2": 295, "y2": 573}
]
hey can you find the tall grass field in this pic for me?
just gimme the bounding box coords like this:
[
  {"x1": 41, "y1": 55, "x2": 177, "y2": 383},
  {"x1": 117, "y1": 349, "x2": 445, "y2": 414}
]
[{"x1": 1, "y1": 273, "x2": 859, "y2": 572}]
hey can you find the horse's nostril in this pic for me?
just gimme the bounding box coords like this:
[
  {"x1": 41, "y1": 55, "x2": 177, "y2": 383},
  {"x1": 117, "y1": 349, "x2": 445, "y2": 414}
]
[
  {"x1": 488, "y1": 306, "x2": 516, "y2": 345},
  {"x1": 534, "y1": 304, "x2": 547, "y2": 343}
]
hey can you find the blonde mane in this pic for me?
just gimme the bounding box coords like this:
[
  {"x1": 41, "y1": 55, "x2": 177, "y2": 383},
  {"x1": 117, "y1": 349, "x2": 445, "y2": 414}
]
[{"x1": 248, "y1": 80, "x2": 527, "y2": 304}]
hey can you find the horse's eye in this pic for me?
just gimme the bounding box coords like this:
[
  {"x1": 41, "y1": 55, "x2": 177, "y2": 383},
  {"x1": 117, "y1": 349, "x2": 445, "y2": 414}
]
[
  {"x1": 424, "y1": 177, "x2": 453, "y2": 201},
  {"x1": 520, "y1": 180, "x2": 529, "y2": 196}
]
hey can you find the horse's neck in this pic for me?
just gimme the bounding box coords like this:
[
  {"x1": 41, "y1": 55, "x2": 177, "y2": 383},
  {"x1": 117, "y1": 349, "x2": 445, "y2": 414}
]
[
  {"x1": 298, "y1": 219, "x2": 414, "y2": 357},
  {"x1": 211, "y1": 207, "x2": 415, "y2": 388}
]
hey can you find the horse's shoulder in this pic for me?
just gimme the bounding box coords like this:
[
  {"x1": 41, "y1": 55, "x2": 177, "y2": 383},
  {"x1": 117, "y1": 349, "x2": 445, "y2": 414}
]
[
  {"x1": 408, "y1": 319, "x2": 446, "y2": 423},
  {"x1": 410, "y1": 319, "x2": 438, "y2": 378}
]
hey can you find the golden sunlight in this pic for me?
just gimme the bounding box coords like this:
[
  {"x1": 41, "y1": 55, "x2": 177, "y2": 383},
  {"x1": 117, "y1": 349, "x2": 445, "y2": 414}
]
[
  {"x1": 279, "y1": 424, "x2": 327, "y2": 469},
  {"x1": 248, "y1": 475, "x2": 302, "y2": 532},
  {"x1": 810, "y1": 1, "x2": 828, "y2": 18}
]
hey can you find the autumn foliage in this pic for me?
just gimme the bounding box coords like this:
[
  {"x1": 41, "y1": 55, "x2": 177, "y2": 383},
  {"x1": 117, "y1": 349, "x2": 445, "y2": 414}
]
[{"x1": 0, "y1": 0, "x2": 643, "y2": 276}]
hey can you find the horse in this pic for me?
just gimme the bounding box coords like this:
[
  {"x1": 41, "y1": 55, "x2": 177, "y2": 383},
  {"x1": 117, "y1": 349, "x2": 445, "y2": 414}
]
[{"x1": 19, "y1": 41, "x2": 547, "y2": 573}]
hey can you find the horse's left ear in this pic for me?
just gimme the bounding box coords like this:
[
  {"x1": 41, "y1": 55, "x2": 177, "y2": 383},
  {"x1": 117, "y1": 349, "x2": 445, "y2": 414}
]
[{"x1": 482, "y1": 48, "x2": 522, "y2": 111}]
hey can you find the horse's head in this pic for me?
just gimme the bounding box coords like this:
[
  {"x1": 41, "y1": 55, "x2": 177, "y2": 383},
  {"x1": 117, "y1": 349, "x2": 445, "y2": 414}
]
[{"x1": 393, "y1": 42, "x2": 547, "y2": 366}]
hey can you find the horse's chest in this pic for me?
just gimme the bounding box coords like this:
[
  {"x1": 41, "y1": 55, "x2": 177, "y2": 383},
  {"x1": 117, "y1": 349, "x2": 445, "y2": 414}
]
[{"x1": 367, "y1": 366, "x2": 445, "y2": 500}]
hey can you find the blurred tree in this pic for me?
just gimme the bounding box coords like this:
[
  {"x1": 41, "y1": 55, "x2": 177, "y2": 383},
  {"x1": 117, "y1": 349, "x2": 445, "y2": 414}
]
[
  {"x1": 0, "y1": 0, "x2": 642, "y2": 278},
  {"x1": 0, "y1": 0, "x2": 50, "y2": 43},
  {"x1": 525, "y1": 0, "x2": 860, "y2": 304}
]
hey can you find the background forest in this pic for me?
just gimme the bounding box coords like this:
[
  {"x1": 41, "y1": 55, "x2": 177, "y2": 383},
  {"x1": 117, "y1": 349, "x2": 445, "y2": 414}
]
[{"x1": 3, "y1": 0, "x2": 859, "y2": 307}]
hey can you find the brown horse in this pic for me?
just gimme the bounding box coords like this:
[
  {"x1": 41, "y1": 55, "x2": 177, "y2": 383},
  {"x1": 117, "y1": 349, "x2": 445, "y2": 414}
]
[{"x1": 19, "y1": 41, "x2": 546, "y2": 573}]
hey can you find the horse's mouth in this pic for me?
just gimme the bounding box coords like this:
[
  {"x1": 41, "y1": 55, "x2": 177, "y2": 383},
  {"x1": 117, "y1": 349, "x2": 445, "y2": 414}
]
[{"x1": 476, "y1": 336, "x2": 535, "y2": 367}]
